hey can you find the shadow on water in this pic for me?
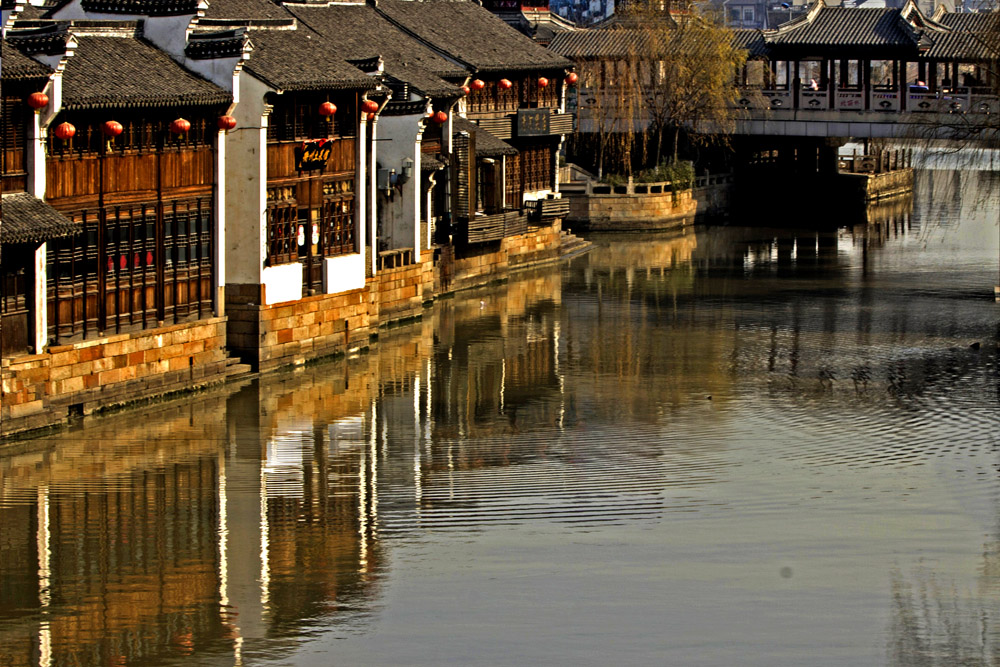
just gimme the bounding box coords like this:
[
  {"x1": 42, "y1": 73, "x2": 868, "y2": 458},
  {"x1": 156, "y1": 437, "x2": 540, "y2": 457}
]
[{"x1": 0, "y1": 168, "x2": 998, "y2": 665}]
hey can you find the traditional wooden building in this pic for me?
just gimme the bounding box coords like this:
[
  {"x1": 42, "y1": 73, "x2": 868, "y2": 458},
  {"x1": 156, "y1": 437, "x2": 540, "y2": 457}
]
[
  {"x1": 375, "y1": 0, "x2": 576, "y2": 281},
  {"x1": 1, "y1": 19, "x2": 235, "y2": 435},
  {"x1": 281, "y1": 2, "x2": 466, "y2": 269}
]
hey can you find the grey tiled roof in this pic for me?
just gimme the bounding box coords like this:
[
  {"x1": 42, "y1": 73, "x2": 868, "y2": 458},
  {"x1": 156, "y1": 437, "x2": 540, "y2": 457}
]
[
  {"x1": 768, "y1": 7, "x2": 917, "y2": 49},
  {"x1": 928, "y1": 11, "x2": 1000, "y2": 60},
  {"x1": 203, "y1": 0, "x2": 288, "y2": 20},
  {"x1": 454, "y1": 116, "x2": 517, "y2": 157},
  {"x1": 1, "y1": 193, "x2": 80, "y2": 245},
  {"x1": 376, "y1": 0, "x2": 571, "y2": 74},
  {"x1": 79, "y1": 0, "x2": 199, "y2": 15},
  {"x1": 0, "y1": 39, "x2": 53, "y2": 79},
  {"x1": 242, "y1": 27, "x2": 375, "y2": 92},
  {"x1": 549, "y1": 27, "x2": 647, "y2": 58},
  {"x1": 286, "y1": 4, "x2": 464, "y2": 98},
  {"x1": 60, "y1": 33, "x2": 232, "y2": 109},
  {"x1": 732, "y1": 28, "x2": 768, "y2": 58}
]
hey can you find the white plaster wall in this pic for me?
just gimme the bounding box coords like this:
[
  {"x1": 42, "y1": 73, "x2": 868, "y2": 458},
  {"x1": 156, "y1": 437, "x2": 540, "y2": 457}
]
[
  {"x1": 323, "y1": 253, "x2": 365, "y2": 294},
  {"x1": 375, "y1": 114, "x2": 422, "y2": 258},
  {"x1": 262, "y1": 263, "x2": 302, "y2": 305},
  {"x1": 355, "y1": 111, "x2": 368, "y2": 279},
  {"x1": 226, "y1": 74, "x2": 270, "y2": 286}
]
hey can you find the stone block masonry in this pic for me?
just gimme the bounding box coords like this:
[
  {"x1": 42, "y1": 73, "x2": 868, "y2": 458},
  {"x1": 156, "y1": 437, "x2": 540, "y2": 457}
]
[{"x1": 1, "y1": 318, "x2": 229, "y2": 437}]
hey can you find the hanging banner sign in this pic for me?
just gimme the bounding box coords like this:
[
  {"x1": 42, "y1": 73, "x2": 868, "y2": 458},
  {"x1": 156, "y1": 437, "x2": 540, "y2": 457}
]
[
  {"x1": 296, "y1": 139, "x2": 333, "y2": 171},
  {"x1": 517, "y1": 108, "x2": 550, "y2": 137}
]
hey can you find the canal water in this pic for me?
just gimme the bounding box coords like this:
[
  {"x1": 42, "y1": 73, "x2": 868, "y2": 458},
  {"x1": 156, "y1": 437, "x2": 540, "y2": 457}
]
[{"x1": 1, "y1": 168, "x2": 998, "y2": 667}]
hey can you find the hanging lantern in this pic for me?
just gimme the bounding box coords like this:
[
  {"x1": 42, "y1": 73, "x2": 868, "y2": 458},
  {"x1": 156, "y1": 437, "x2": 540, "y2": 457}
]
[
  {"x1": 498, "y1": 78, "x2": 512, "y2": 90},
  {"x1": 432, "y1": 110, "x2": 448, "y2": 124},
  {"x1": 319, "y1": 101, "x2": 337, "y2": 116},
  {"x1": 367, "y1": 112, "x2": 376, "y2": 121},
  {"x1": 470, "y1": 79, "x2": 485, "y2": 91},
  {"x1": 538, "y1": 77, "x2": 549, "y2": 88},
  {"x1": 170, "y1": 118, "x2": 191, "y2": 134},
  {"x1": 54, "y1": 122, "x2": 76, "y2": 140},
  {"x1": 566, "y1": 72, "x2": 579, "y2": 85},
  {"x1": 362, "y1": 99, "x2": 379, "y2": 114},
  {"x1": 461, "y1": 85, "x2": 470, "y2": 96},
  {"x1": 102, "y1": 120, "x2": 123, "y2": 137},
  {"x1": 27, "y1": 92, "x2": 49, "y2": 110},
  {"x1": 217, "y1": 115, "x2": 237, "y2": 131}
]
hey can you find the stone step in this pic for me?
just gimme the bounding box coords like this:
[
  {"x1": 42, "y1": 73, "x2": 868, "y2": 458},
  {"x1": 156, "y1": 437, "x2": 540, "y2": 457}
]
[{"x1": 224, "y1": 355, "x2": 254, "y2": 378}]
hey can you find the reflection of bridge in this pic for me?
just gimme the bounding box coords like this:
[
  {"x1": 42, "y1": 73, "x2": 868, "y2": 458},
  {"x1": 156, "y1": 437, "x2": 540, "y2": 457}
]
[{"x1": 732, "y1": 1, "x2": 999, "y2": 139}]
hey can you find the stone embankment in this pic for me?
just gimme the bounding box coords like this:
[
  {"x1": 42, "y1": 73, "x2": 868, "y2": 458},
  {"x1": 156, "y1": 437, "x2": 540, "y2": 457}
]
[{"x1": 560, "y1": 165, "x2": 732, "y2": 232}]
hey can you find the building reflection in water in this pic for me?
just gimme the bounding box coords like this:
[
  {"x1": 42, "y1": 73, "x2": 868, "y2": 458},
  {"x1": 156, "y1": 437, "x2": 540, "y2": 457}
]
[
  {"x1": 0, "y1": 175, "x2": 997, "y2": 665},
  {"x1": 0, "y1": 265, "x2": 570, "y2": 666}
]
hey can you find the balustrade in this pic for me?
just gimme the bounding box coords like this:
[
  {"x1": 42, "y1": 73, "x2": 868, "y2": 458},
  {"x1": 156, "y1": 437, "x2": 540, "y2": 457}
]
[{"x1": 734, "y1": 84, "x2": 999, "y2": 116}]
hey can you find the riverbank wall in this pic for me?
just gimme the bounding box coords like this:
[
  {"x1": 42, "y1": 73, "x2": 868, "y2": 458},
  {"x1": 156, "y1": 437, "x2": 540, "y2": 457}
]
[
  {"x1": 562, "y1": 174, "x2": 732, "y2": 232},
  {"x1": 1, "y1": 318, "x2": 232, "y2": 436},
  {"x1": 1, "y1": 221, "x2": 588, "y2": 439}
]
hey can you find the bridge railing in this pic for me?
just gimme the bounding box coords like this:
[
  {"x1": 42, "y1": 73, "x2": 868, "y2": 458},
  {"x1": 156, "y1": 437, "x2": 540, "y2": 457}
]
[{"x1": 734, "y1": 85, "x2": 1000, "y2": 115}]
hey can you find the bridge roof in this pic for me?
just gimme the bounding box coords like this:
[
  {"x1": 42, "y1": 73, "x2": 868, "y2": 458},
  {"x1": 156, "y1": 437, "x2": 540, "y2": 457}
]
[
  {"x1": 927, "y1": 11, "x2": 1000, "y2": 60},
  {"x1": 768, "y1": 6, "x2": 919, "y2": 52}
]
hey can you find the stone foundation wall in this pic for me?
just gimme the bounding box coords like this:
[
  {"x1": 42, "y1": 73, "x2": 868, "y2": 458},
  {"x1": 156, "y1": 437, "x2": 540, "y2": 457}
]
[
  {"x1": 226, "y1": 284, "x2": 372, "y2": 373},
  {"x1": 439, "y1": 221, "x2": 564, "y2": 294},
  {"x1": 374, "y1": 258, "x2": 435, "y2": 327},
  {"x1": 1, "y1": 318, "x2": 228, "y2": 436}
]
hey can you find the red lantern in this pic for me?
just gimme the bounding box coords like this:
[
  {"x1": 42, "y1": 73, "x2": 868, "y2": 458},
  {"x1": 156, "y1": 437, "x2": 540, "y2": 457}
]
[
  {"x1": 319, "y1": 101, "x2": 337, "y2": 116},
  {"x1": 367, "y1": 112, "x2": 376, "y2": 121},
  {"x1": 362, "y1": 99, "x2": 379, "y2": 114},
  {"x1": 461, "y1": 85, "x2": 470, "y2": 96},
  {"x1": 498, "y1": 78, "x2": 512, "y2": 90},
  {"x1": 170, "y1": 118, "x2": 191, "y2": 134},
  {"x1": 538, "y1": 77, "x2": 549, "y2": 88},
  {"x1": 28, "y1": 92, "x2": 49, "y2": 109},
  {"x1": 432, "y1": 110, "x2": 448, "y2": 124},
  {"x1": 103, "y1": 120, "x2": 123, "y2": 137},
  {"x1": 217, "y1": 115, "x2": 237, "y2": 130},
  {"x1": 566, "y1": 72, "x2": 579, "y2": 85},
  {"x1": 54, "y1": 122, "x2": 76, "y2": 140},
  {"x1": 470, "y1": 79, "x2": 485, "y2": 91}
]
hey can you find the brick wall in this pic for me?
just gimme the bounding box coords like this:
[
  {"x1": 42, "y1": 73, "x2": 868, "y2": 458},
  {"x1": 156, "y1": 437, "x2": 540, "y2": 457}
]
[
  {"x1": 438, "y1": 221, "x2": 564, "y2": 294},
  {"x1": 1, "y1": 318, "x2": 229, "y2": 437},
  {"x1": 226, "y1": 285, "x2": 373, "y2": 373},
  {"x1": 374, "y1": 258, "x2": 435, "y2": 327}
]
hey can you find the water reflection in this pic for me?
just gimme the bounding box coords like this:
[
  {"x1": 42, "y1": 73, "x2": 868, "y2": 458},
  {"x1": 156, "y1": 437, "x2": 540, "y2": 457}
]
[{"x1": 1, "y1": 168, "x2": 998, "y2": 665}]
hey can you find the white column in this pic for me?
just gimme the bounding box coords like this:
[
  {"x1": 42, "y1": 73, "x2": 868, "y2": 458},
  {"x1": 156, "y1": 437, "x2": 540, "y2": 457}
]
[
  {"x1": 370, "y1": 118, "x2": 379, "y2": 277},
  {"x1": 215, "y1": 128, "x2": 226, "y2": 316},
  {"x1": 356, "y1": 112, "x2": 368, "y2": 275},
  {"x1": 34, "y1": 243, "x2": 46, "y2": 353}
]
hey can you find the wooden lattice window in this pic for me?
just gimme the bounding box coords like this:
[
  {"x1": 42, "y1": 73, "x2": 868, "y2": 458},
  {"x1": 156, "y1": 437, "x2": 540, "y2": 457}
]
[
  {"x1": 505, "y1": 152, "x2": 522, "y2": 207},
  {"x1": 266, "y1": 202, "x2": 298, "y2": 265},
  {"x1": 319, "y1": 197, "x2": 355, "y2": 257},
  {"x1": 267, "y1": 93, "x2": 357, "y2": 142},
  {"x1": 1, "y1": 96, "x2": 28, "y2": 192},
  {"x1": 47, "y1": 115, "x2": 215, "y2": 156},
  {"x1": 46, "y1": 198, "x2": 214, "y2": 343},
  {"x1": 521, "y1": 145, "x2": 552, "y2": 192}
]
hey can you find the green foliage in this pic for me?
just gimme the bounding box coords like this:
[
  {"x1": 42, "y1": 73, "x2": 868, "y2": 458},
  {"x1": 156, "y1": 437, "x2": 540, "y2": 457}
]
[
  {"x1": 635, "y1": 160, "x2": 694, "y2": 189},
  {"x1": 600, "y1": 173, "x2": 628, "y2": 187}
]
